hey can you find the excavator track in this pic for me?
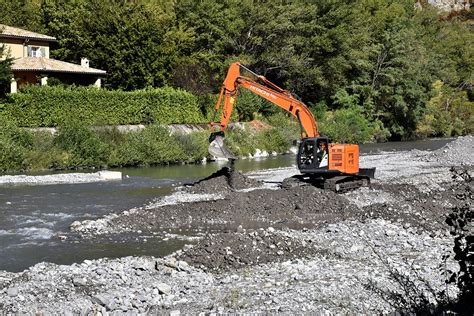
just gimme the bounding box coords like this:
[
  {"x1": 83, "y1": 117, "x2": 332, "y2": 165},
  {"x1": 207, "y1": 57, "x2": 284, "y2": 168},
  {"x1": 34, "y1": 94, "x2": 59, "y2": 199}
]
[
  {"x1": 282, "y1": 173, "x2": 371, "y2": 193},
  {"x1": 322, "y1": 175, "x2": 369, "y2": 193}
]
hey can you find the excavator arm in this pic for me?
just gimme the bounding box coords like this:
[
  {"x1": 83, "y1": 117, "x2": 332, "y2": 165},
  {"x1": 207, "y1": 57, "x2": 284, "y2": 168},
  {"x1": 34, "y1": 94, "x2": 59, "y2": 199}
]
[{"x1": 209, "y1": 62, "x2": 319, "y2": 158}]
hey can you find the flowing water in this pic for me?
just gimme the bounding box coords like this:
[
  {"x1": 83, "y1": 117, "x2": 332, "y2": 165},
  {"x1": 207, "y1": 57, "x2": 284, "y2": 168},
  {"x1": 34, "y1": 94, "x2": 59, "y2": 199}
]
[{"x1": 0, "y1": 138, "x2": 453, "y2": 272}]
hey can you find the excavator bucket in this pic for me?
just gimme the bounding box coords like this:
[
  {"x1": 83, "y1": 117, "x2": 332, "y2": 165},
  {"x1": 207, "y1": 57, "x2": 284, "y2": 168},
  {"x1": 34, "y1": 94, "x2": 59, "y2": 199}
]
[{"x1": 208, "y1": 131, "x2": 237, "y2": 160}]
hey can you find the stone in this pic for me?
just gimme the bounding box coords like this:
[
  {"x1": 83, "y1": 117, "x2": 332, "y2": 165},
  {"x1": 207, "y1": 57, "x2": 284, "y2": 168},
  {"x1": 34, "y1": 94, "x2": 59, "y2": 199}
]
[
  {"x1": 157, "y1": 283, "x2": 172, "y2": 295},
  {"x1": 96, "y1": 269, "x2": 106, "y2": 276},
  {"x1": 177, "y1": 261, "x2": 190, "y2": 272},
  {"x1": 7, "y1": 287, "x2": 18, "y2": 297},
  {"x1": 164, "y1": 258, "x2": 178, "y2": 269},
  {"x1": 73, "y1": 278, "x2": 87, "y2": 286},
  {"x1": 92, "y1": 294, "x2": 112, "y2": 308},
  {"x1": 349, "y1": 245, "x2": 364, "y2": 253},
  {"x1": 98, "y1": 171, "x2": 122, "y2": 180},
  {"x1": 170, "y1": 310, "x2": 180, "y2": 316}
]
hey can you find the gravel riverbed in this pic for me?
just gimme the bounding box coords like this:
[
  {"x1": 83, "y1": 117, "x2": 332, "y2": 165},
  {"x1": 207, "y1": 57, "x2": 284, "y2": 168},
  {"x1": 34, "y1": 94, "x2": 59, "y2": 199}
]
[{"x1": 0, "y1": 136, "x2": 472, "y2": 314}]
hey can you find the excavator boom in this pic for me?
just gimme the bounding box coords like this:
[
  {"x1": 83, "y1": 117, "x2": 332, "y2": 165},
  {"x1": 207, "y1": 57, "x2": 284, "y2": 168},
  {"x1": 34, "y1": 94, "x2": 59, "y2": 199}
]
[
  {"x1": 209, "y1": 62, "x2": 319, "y2": 159},
  {"x1": 211, "y1": 62, "x2": 319, "y2": 139}
]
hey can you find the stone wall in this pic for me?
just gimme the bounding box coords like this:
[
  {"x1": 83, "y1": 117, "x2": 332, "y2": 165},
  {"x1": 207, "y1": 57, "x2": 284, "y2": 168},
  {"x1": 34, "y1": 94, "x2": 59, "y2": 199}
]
[{"x1": 427, "y1": 0, "x2": 472, "y2": 12}]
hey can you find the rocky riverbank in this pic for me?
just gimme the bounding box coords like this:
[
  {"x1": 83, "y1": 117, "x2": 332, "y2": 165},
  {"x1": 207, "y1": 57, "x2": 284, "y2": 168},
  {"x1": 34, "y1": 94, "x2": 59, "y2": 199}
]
[{"x1": 0, "y1": 136, "x2": 472, "y2": 314}]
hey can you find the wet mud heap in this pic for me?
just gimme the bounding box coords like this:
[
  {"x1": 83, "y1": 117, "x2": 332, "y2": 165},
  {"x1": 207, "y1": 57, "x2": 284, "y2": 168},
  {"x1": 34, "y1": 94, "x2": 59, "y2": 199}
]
[
  {"x1": 185, "y1": 166, "x2": 262, "y2": 193},
  {"x1": 178, "y1": 228, "x2": 322, "y2": 272},
  {"x1": 111, "y1": 185, "x2": 357, "y2": 233}
]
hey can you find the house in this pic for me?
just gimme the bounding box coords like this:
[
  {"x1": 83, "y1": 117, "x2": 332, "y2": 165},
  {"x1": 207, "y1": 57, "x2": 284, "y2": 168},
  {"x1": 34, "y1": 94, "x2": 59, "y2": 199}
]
[{"x1": 0, "y1": 24, "x2": 106, "y2": 93}]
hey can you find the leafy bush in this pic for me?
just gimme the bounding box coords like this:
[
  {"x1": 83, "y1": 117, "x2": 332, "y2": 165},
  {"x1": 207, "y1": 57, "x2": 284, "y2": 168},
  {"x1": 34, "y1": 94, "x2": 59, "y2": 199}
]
[
  {"x1": 416, "y1": 81, "x2": 473, "y2": 138},
  {"x1": 115, "y1": 125, "x2": 186, "y2": 166},
  {"x1": 251, "y1": 112, "x2": 299, "y2": 153},
  {"x1": 224, "y1": 128, "x2": 257, "y2": 157},
  {"x1": 234, "y1": 90, "x2": 276, "y2": 121},
  {"x1": 309, "y1": 101, "x2": 328, "y2": 122},
  {"x1": 26, "y1": 131, "x2": 60, "y2": 170},
  {"x1": 256, "y1": 128, "x2": 292, "y2": 153},
  {"x1": 0, "y1": 85, "x2": 207, "y2": 127},
  {"x1": 320, "y1": 106, "x2": 386, "y2": 143},
  {"x1": 54, "y1": 120, "x2": 110, "y2": 168},
  {"x1": 0, "y1": 117, "x2": 34, "y2": 172},
  {"x1": 177, "y1": 131, "x2": 209, "y2": 162}
]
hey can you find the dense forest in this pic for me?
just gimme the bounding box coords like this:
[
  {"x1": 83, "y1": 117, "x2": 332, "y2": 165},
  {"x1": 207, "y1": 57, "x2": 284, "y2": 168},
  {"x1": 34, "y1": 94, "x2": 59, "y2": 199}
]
[{"x1": 0, "y1": 0, "x2": 473, "y2": 141}]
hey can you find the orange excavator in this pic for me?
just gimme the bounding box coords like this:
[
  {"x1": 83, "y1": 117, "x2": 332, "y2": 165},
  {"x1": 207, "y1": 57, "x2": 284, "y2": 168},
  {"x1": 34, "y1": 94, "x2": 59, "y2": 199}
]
[{"x1": 209, "y1": 62, "x2": 375, "y2": 192}]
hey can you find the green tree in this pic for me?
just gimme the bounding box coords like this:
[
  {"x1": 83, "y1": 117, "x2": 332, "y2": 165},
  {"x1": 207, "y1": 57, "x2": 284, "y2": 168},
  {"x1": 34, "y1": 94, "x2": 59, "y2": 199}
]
[
  {"x1": 0, "y1": 0, "x2": 43, "y2": 32},
  {"x1": 0, "y1": 43, "x2": 13, "y2": 97},
  {"x1": 41, "y1": 0, "x2": 192, "y2": 90}
]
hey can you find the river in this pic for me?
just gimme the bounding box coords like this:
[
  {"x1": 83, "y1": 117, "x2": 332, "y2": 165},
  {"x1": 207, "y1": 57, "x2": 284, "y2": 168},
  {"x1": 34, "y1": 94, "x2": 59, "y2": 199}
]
[{"x1": 0, "y1": 138, "x2": 453, "y2": 272}]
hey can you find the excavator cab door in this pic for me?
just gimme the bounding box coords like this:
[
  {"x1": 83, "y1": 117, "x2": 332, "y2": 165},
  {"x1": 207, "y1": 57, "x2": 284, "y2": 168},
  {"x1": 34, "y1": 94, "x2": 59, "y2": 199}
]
[{"x1": 297, "y1": 137, "x2": 329, "y2": 172}]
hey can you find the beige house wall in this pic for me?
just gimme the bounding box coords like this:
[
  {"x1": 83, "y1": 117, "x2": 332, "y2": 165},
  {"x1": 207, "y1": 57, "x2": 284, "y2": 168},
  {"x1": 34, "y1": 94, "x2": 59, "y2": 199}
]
[
  {"x1": 3, "y1": 41, "x2": 23, "y2": 58},
  {"x1": 0, "y1": 38, "x2": 50, "y2": 59}
]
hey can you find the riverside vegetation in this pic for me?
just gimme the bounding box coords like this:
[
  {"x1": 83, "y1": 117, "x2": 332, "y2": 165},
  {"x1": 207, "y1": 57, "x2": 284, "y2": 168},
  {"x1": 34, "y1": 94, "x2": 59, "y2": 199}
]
[
  {"x1": 0, "y1": 111, "x2": 301, "y2": 173},
  {"x1": 0, "y1": 85, "x2": 384, "y2": 173}
]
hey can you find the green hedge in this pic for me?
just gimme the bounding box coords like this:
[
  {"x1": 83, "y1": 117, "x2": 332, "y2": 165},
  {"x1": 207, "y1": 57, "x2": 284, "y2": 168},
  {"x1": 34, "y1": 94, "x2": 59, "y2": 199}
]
[{"x1": 0, "y1": 85, "x2": 209, "y2": 127}]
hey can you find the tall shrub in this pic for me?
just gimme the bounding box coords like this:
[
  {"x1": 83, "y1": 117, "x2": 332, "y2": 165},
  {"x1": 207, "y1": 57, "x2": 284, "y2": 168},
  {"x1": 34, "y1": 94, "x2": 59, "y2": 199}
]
[
  {"x1": 0, "y1": 117, "x2": 33, "y2": 172},
  {"x1": 1, "y1": 85, "x2": 207, "y2": 127},
  {"x1": 54, "y1": 120, "x2": 110, "y2": 168}
]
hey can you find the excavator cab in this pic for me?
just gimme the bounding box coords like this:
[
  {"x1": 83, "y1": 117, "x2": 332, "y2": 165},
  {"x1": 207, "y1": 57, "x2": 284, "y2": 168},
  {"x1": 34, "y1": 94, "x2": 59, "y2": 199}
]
[{"x1": 297, "y1": 137, "x2": 330, "y2": 171}]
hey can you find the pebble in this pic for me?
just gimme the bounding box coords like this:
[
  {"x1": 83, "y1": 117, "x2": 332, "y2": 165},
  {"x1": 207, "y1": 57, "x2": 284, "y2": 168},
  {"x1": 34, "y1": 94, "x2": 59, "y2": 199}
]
[
  {"x1": 177, "y1": 261, "x2": 190, "y2": 272},
  {"x1": 92, "y1": 294, "x2": 112, "y2": 308},
  {"x1": 157, "y1": 283, "x2": 172, "y2": 295},
  {"x1": 7, "y1": 287, "x2": 18, "y2": 297},
  {"x1": 73, "y1": 278, "x2": 87, "y2": 286}
]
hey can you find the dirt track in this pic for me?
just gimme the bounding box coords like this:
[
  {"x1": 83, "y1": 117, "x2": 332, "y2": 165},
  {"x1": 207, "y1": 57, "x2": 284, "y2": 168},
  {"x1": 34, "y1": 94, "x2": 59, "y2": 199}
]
[{"x1": 1, "y1": 136, "x2": 473, "y2": 314}]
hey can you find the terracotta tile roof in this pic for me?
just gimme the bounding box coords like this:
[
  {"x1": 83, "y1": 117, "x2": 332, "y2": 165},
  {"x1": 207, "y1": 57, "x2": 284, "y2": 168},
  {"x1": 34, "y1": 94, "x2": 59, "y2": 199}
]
[
  {"x1": 12, "y1": 57, "x2": 106, "y2": 75},
  {"x1": 0, "y1": 24, "x2": 56, "y2": 42}
]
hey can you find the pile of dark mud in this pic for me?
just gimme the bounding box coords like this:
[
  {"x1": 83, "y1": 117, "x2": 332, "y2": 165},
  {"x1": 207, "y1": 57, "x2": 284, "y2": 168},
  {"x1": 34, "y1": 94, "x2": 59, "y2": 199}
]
[
  {"x1": 185, "y1": 166, "x2": 263, "y2": 194},
  {"x1": 111, "y1": 185, "x2": 359, "y2": 233},
  {"x1": 178, "y1": 229, "x2": 320, "y2": 272}
]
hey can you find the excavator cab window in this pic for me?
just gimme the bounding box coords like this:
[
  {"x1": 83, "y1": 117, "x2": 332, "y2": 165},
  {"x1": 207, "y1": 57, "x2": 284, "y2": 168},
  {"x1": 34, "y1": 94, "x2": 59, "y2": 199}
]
[
  {"x1": 297, "y1": 137, "x2": 329, "y2": 171},
  {"x1": 299, "y1": 140, "x2": 316, "y2": 167},
  {"x1": 316, "y1": 138, "x2": 329, "y2": 168}
]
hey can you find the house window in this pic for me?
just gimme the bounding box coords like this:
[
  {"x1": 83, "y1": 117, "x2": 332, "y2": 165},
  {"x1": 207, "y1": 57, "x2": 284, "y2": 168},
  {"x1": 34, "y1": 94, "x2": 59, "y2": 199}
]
[{"x1": 28, "y1": 46, "x2": 45, "y2": 57}]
